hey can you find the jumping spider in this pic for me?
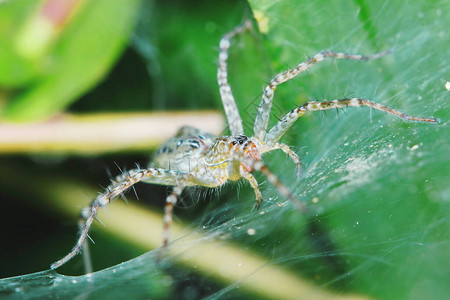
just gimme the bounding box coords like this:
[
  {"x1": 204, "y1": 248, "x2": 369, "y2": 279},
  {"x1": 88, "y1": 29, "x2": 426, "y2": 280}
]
[{"x1": 51, "y1": 20, "x2": 437, "y2": 271}]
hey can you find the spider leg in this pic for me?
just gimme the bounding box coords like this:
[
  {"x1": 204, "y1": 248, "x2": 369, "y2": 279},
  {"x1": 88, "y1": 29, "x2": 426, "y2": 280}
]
[
  {"x1": 253, "y1": 50, "x2": 391, "y2": 141},
  {"x1": 163, "y1": 181, "x2": 186, "y2": 248},
  {"x1": 265, "y1": 98, "x2": 439, "y2": 144},
  {"x1": 239, "y1": 155, "x2": 307, "y2": 213},
  {"x1": 79, "y1": 219, "x2": 93, "y2": 274},
  {"x1": 50, "y1": 167, "x2": 187, "y2": 270},
  {"x1": 218, "y1": 20, "x2": 252, "y2": 135},
  {"x1": 50, "y1": 203, "x2": 99, "y2": 270},
  {"x1": 243, "y1": 172, "x2": 263, "y2": 209},
  {"x1": 261, "y1": 142, "x2": 302, "y2": 177}
]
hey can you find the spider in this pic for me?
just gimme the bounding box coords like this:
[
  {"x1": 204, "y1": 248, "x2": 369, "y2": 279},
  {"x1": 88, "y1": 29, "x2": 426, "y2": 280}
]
[{"x1": 50, "y1": 20, "x2": 437, "y2": 271}]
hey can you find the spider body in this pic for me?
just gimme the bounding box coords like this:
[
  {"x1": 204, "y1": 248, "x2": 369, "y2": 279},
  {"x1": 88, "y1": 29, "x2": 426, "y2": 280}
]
[
  {"x1": 51, "y1": 20, "x2": 437, "y2": 271},
  {"x1": 156, "y1": 128, "x2": 265, "y2": 189}
]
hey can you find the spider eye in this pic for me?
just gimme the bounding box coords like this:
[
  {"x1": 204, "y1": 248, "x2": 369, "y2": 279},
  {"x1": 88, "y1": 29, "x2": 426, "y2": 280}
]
[
  {"x1": 238, "y1": 139, "x2": 244, "y2": 145},
  {"x1": 232, "y1": 141, "x2": 237, "y2": 145},
  {"x1": 188, "y1": 139, "x2": 200, "y2": 149}
]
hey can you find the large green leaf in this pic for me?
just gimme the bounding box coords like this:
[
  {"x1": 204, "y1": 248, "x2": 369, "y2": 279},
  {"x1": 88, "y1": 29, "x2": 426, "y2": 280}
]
[
  {"x1": 1, "y1": 0, "x2": 448, "y2": 299},
  {"x1": 243, "y1": 0, "x2": 449, "y2": 299}
]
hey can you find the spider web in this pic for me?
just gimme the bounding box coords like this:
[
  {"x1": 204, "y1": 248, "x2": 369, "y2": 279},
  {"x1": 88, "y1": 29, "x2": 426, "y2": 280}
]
[{"x1": 1, "y1": 0, "x2": 449, "y2": 299}]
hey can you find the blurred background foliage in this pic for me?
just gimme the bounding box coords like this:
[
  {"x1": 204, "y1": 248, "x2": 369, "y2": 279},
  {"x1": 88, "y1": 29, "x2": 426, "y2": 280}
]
[
  {"x1": 1, "y1": 0, "x2": 140, "y2": 121},
  {"x1": 1, "y1": 0, "x2": 449, "y2": 299}
]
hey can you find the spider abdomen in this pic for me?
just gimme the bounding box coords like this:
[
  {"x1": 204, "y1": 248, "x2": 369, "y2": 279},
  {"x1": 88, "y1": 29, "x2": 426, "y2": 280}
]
[{"x1": 153, "y1": 126, "x2": 214, "y2": 173}]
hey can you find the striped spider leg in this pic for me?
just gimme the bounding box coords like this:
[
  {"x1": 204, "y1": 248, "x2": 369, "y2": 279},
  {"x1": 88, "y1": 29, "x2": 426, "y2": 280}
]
[
  {"x1": 50, "y1": 166, "x2": 190, "y2": 271},
  {"x1": 252, "y1": 51, "x2": 438, "y2": 145},
  {"x1": 51, "y1": 21, "x2": 438, "y2": 271}
]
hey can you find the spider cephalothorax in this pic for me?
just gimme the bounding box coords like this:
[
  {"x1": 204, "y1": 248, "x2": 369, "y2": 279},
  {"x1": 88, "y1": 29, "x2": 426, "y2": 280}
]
[
  {"x1": 205, "y1": 135, "x2": 262, "y2": 177},
  {"x1": 51, "y1": 20, "x2": 437, "y2": 272}
]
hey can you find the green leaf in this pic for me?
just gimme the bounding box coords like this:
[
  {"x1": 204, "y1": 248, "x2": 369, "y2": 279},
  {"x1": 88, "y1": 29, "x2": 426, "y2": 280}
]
[
  {"x1": 1, "y1": 0, "x2": 141, "y2": 122},
  {"x1": 1, "y1": 0, "x2": 448, "y2": 299},
  {"x1": 245, "y1": 0, "x2": 449, "y2": 299}
]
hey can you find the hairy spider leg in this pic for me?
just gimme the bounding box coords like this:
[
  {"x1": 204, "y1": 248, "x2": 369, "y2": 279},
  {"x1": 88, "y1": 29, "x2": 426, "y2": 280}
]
[
  {"x1": 254, "y1": 160, "x2": 307, "y2": 213},
  {"x1": 265, "y1": 98, "x2": 439, "y2": 144},
  {"x1": 49, "y1": 205, "x2": 99, "y2": 271},
  {"x1": 217, "y1": 20, "x2": 252, "y2": 136},
  {"x1": 78, "y1": 218, "x2": 93, "y2": 273},
  {"x1": 260, "y1": 142, "x2": 302, "y2": 177},
  {"x1": 236, "y1": 153, "x2": 307, "y2": 212},
  {"x1": 163, "y1": 181, "x2": 186, "y2": 247},
  {"x1": 253, "y1": 50, "x2": 391, "y2": 141},
  {"x1": 243, "y1": 172, "x2": 263, "y2": 208},
  {"x1": 50, "y1": 168, "x2": 187, "y2": 270}
]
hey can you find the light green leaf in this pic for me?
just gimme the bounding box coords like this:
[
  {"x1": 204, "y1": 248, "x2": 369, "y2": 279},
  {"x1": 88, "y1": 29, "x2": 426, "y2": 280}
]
[{"x1": 1, "y1": 0, "x2": 141, "y2": 122}]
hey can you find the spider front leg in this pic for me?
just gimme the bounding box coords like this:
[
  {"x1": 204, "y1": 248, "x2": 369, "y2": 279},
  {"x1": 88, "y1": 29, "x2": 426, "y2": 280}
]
[
  {"x1": 253, "y1": 50, "x2": 391, "y2": 141},
  {"x1": 238, "y1": 154, "x2": 307, "y2": 213},
  {"x1": 217, "y1": 20, "x2": 252, "y2": 135},
  {"x1": 261, "y1": 142, "x2": 302, "y2": 177},
  {"x1": 50, "y1": 167, "x2": 186, "y2": 270},
  {"x1": 50, "y1": 203, "x2": 99, "y2": 272},
  {"x1": 265, "y1": 98, "x2": 438, "y2": 144},
  {"x1": 243, "y1": 172, "x2": 263, "y2": 209}
]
